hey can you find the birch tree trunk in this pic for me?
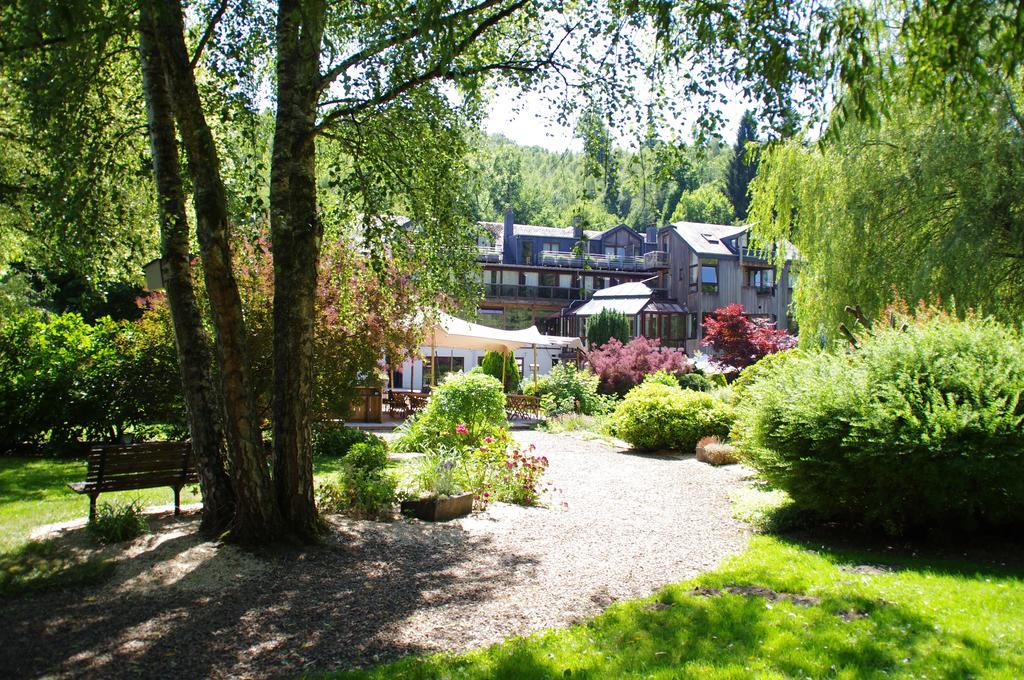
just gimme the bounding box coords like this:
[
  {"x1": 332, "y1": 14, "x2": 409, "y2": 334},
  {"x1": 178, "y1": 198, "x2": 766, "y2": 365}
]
[
  {"x1": 269, "y1": 0, "x2": 327, "y2": 540},
  {"x1": 149, "y1": 0, "x2": 284, "y2": 542},
  {"x1": 138, "y1": 5, "x2": 234, "y2": 534}
]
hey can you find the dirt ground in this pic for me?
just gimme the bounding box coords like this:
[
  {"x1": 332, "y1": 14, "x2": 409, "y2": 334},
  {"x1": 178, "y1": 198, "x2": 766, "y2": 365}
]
[{"x1": 0, "y1": 432, "x2": 750, "y2": 679}]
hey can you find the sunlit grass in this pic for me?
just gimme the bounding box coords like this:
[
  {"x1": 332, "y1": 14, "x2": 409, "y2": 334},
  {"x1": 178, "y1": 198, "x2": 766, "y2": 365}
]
[{"x1": 328, "y1": 537, "x2": 1024, "y2": 678}]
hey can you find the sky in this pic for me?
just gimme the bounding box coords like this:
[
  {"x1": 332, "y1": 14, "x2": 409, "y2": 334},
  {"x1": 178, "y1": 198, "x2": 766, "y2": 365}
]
[{"x1": 483, "y1": 88, "x2": 753, "y2": 153}]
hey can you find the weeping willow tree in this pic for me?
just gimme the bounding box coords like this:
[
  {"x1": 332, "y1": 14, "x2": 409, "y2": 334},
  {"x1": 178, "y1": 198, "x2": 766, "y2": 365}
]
[{"x1": 749, "y1": 76, "x2": 1024, "y2": 343}]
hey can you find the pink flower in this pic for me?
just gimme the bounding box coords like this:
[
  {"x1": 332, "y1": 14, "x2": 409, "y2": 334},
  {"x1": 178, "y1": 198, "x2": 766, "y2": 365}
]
[
  {"x1": 484, "y1": 436, "x2": 494, "y2": 444},
  {"x1": 455, "y1": 424, "x2": 469, "y2": 435}
]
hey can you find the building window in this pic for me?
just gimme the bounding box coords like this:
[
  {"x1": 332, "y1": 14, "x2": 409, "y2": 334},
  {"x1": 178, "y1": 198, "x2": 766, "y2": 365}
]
[
  {"x1": 607, "y1": 245, "x2": 626, "y2": 260},
  {"x1": 671, "y1": 314, "x2": 685, "y2": 340},
  {"x1": 424, "y1": 356, "x2": 465, "y2": 386},
  {"x1": 747, "y1": 268, "x2": 774, "y2": 291},
  {"x1": 688, "y1": 313, "x2": 699, "y2": 339},
  {"x1": 542, "y1": 242, "x2": 560, "y2": 253},
  {"x1": 644, "y1": 314, "x2": 657, "y2": 338},
  {"x1": 520, "y1": 240, "x2": 534, "y2": 265},
  {"x1": 540, "y1": 271, "x2": 557, "y2": 288},
  {"x1": 701, "y1": 260, "x2": 719, "y2": 293}
]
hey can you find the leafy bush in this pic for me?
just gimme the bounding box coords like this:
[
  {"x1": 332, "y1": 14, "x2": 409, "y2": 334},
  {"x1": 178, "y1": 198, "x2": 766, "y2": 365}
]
[
  {"x1": 701, "y1": 303, "x2": 797, "y2": 369},
  {"x1": 88, "y1": 499, "x2": 149, "y2": 543},
  {"x1": 0, "y1": 308, "x2": 184, "y2": 447},
  {"x1": 586, "y1": 309, "x2": 631, "y2": 349},
  {"x1": 491, "y1": 445, "x2": 549, "y2": 506},
  {"x1": 480, "y1": 351, "x2": 521, "y2": 392},
  {"x1": 737, "y1": 311, "x2": 1024, "y2": 534},
  {"x1": 642, "y1": 370, "x2": 681, "y2": 388},
  {"x1": 316, "y1": 438, "x2": 396, "y2": 518},
  {"x1": 312, "y1": 422, "x2": 382, "y2": 458},
  {"x1": 587, "y1": 337, "x2": 694, "y2": 395},
  {"x1": 612, "y1": 382, "x2": 734, "y2": 452},
  {"x1": 392, "y1": 372, "x2": 508, "y2": 451},
  {"x1": 677, "y1": 372, "x2": 716, "y2": 392},
  {"x1": 536, "y1": 362, "x2": 612, "y2": 417}
]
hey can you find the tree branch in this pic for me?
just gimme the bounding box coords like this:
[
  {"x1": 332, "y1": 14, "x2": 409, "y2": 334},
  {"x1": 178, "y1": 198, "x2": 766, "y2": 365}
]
[
  {"x1": 315, "y1": 0, "x2": 532, "y2": 134},
  {"x1": 189, "y1": 0, "x2": 230, "y2": 69}
]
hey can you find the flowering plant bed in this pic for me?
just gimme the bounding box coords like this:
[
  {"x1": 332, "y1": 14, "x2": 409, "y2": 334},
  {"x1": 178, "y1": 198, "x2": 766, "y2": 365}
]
[{"x1": 400, "y1": 492, "x2": 474, "y2": 521}]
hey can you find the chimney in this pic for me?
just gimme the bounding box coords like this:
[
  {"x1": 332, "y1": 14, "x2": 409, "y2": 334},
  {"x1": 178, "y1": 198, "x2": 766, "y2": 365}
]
[
  {"x1": 572, "y1": 215, "x2": 583, "y2": 240},
  {"x1": 645, "y1": 226, "x2": 657, "y2": 244},
  {"x1": 503, "y1": 207, "x2": 515, "y2": 263}
]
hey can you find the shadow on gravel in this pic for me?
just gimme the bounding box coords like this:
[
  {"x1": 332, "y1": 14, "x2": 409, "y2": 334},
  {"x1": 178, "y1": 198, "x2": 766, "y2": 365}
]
[{"x1": 0, "y1": 514, "x2": 538, "y2": 679}]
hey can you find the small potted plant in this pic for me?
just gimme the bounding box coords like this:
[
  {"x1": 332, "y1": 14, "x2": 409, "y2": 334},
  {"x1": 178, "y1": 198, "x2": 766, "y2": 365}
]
[{"x1": 400, "y1": 446, "x2": 474, "y2": 521}]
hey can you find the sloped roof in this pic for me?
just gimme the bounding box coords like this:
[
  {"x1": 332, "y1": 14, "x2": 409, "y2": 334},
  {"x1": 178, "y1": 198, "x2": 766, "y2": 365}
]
[
  {"x1": 592, "y1": 281, "x2": 654, "y2": 298},
  {"x1": 572, "y1": 280, "x2": 654, "y2": 317},
  {"x1": 669, "y1": 221, "x2": 748, "y2": 257},
  {"x1": 478, "y1": 221, "x2": 603, "y2": 240},
  {"x1": 572, "y1": 297, "x2": 650, "y2": 317}
]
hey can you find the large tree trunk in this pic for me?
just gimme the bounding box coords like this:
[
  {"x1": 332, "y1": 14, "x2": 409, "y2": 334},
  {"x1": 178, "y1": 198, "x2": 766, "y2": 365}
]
[
  {"x1": 138, "y1": 5, "x2": 234, "y2": 535},
  {"x1": 269, "y1": 0, "x2": 327, "y2": 540},
  {"x1": 149, "y1": 0, "x2": 284, "y2": 542}
]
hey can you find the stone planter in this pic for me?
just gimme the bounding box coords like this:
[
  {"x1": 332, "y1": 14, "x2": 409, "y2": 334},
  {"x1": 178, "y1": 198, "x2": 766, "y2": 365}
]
[{"x1": 401, "y1": 492, "x2": 474, "y2": 522}]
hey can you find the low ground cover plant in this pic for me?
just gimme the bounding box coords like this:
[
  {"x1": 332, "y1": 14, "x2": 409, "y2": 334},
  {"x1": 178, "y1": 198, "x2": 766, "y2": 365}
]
[
  {"x1": 392, "y1": 373, "x2": 508, "y2": 452},
  {"x1": 612, "y1": 382, "x2": 734, "y2": 452},
  {"x1": 88, "y1": 499, "x2": 149, "y2": 543},
  {"x1": 316, "y1": 438, "x2": 396, "y2": 518},
  {"x1": 737, "y1": 309, "x2": 1024, "y2": 534}
]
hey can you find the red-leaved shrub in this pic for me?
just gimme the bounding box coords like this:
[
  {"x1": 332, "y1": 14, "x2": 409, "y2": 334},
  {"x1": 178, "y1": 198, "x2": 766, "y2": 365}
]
[
  {"x1": 701, "y1": 304, "x2": 796, "y2": 369},
  {"x1": 587, "y1": 336, "x2": 694, "y2": 395}
]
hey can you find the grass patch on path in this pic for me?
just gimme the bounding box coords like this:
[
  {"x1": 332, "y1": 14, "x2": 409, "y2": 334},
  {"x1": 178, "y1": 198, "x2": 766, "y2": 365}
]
[{"x1": 330, "y1": 535, "x2": 1024, "y2": 679}]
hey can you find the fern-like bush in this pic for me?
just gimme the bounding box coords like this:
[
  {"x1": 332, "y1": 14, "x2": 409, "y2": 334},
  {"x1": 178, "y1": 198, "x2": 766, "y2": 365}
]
[
  {"x1": 611, "y1": 382, "x2": 734, "y2": 452},
  {"x1": 536, "y1": 362, "x2": 612, "y2": 417},
  {"x1": 737, "y1": 312, "x2": 1024, "y2": 534}
]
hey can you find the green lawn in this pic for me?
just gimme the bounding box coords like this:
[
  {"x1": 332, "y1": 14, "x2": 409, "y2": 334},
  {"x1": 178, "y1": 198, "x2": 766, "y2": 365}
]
[
  {"x1": 0, "y1": 455, "x2": 344, "y2": 552},
  {"x1": 330, "y1": 536, "x2": 1024, "y2": 679}
]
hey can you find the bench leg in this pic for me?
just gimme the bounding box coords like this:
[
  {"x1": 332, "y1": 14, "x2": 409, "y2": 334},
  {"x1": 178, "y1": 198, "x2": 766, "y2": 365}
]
[
  {"x1": 173, "y1": 486, "x2": 181, "y2": 516},
  {"x1": 89, "y1": 494, "x2": 98, "y2": 523}
]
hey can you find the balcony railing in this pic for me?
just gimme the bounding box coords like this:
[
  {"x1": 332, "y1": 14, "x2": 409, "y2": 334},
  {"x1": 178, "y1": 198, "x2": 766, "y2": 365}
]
[
  {"x1": 484, "y1": 283, "x2": 580, "y2": 301},
  {"x1": 477, "y1": 244, "x2": 502, "y2": 262},
  {"x1": 536, "y1": 250, "x2": 648, "y2": 271},
  {"x1": 644, "y1": 250, "x2": 669, "y2": 269}
]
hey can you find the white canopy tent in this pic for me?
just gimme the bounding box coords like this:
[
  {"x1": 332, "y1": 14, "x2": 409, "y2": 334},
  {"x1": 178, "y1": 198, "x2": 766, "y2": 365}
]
[{"x1": 419, "y1": 313, "x2": 584, "y2": 387}]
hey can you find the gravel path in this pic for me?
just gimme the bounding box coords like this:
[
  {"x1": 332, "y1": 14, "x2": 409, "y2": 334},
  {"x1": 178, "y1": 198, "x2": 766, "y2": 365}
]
[{"x1": 0, "y1": 431, "x2": 750, "y2": 679}]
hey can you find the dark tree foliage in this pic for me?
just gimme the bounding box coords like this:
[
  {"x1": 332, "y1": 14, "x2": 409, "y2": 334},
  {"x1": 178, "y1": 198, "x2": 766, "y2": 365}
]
[
  {"x1": 725, "y1": 110, "x2": 759, "y2": 221},
  {"x1": 585, "y1": 309, "x2": 631, "y2": 349}
]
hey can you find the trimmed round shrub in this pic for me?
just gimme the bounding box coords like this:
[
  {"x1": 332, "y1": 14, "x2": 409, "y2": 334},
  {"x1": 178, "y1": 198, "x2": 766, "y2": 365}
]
[
  {"x1": 392, "y1": 372, "x2": 508, "y2": 451},
  {"x1": 737, "y1": 313, "x2": 1024, "y2": 535},
  {"x1": 611, "y1": 382, "x2": 734, "y2": 452}
]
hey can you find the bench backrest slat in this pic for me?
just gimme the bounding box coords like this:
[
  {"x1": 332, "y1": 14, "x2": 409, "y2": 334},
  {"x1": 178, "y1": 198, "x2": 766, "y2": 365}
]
[{"x1": 86, "y1": 442, "x2": 195, "y2": 489}]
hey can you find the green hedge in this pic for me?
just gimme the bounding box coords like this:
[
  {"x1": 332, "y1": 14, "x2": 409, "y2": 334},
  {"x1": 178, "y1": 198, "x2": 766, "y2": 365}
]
[
  {"x1": 737, "y1": 314, "x2": 1024, "y2": 534},
  {"x1": 612, "y1": 382, "x2": 734, "y2": 452}
]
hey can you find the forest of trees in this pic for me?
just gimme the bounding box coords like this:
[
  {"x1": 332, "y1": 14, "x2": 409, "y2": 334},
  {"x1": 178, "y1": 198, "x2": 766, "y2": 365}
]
[{"x1": 463, "y1": 122, "x2": 756, "y2": 230}]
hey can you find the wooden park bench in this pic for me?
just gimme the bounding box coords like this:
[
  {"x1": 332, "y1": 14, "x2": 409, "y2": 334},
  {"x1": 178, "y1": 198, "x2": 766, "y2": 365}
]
[{"x1": 67, "y1": 442, "x2": 197, "y2": 522}]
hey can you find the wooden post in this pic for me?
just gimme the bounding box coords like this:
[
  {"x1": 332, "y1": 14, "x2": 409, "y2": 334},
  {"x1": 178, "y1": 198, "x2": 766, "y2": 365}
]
[
  {"x1": 532, "y1": 344, "x2": 537, "y2": 387},
  {"x1": 431, "y1": 329, "x2": 436, "y2": 388}
]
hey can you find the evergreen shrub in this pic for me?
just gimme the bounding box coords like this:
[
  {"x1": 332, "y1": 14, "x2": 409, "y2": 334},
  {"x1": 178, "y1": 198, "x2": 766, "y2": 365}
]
[{"x1": 737, "y1": 312, "x2": 1024, "y2": 534}]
